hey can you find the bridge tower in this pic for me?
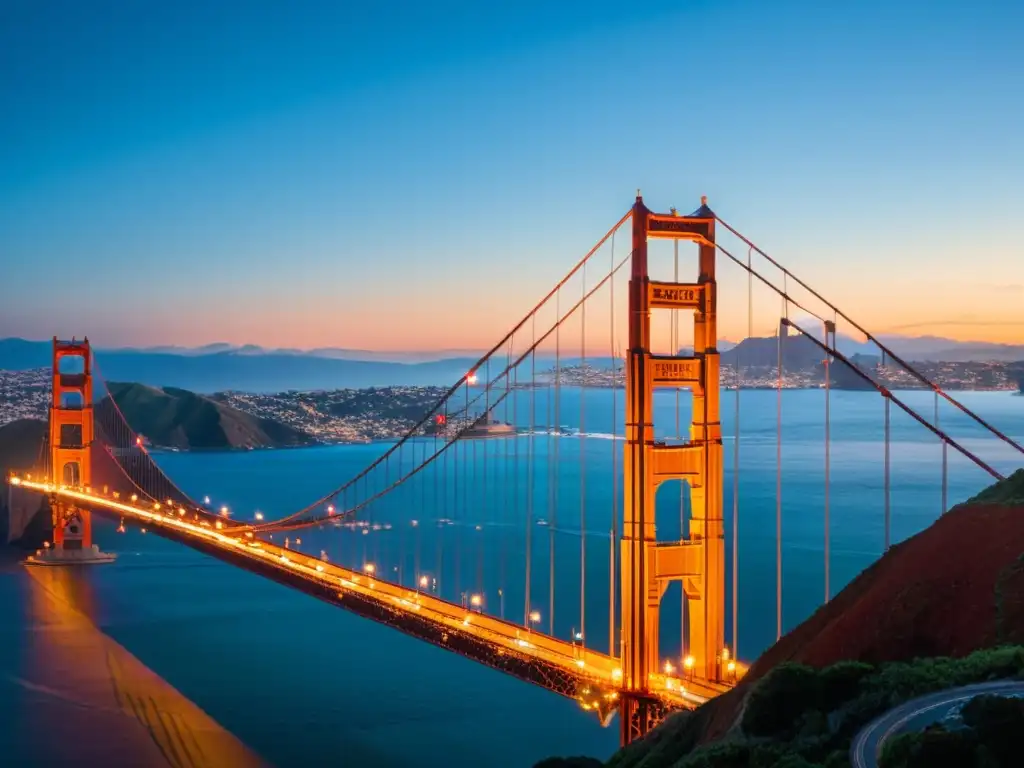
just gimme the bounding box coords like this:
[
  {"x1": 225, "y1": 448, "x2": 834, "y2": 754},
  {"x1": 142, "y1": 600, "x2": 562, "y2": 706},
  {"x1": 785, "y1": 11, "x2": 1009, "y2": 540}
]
[
  {"x1": 619, "y1": 195, "x2": 724, "y2": 743},
  {"x1": 36, "y1": 337, "x2": 113, "y2": 564}
]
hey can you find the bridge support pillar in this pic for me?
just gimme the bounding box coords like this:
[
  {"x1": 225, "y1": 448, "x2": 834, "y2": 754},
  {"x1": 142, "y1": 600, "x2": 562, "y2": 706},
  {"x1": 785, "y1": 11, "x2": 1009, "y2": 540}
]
[
  {"x1": 619, "y1": 196, "x2": 725, "y2": 745},
  {"x1": 27, "y1": 338, "x2": 114, "y2": 566}
]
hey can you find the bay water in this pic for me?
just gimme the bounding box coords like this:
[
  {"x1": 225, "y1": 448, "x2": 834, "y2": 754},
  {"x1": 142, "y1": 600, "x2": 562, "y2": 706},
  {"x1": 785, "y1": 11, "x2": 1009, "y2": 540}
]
[{"x1": 8, "y1": 388, "x2": 1024, "y2": 766}]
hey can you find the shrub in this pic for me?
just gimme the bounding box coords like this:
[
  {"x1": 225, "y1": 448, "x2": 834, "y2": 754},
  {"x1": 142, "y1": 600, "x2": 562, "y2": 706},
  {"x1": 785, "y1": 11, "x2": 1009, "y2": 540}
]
[
  {"x1": 817, "y1": 661, "x2": 875, "y2": 711},
  {"x1": 742, "y1": 664, "x2": 821, "y2": 737},
  {"x1": 880, "y1": 726, "x2": 976, "y2": 768}
]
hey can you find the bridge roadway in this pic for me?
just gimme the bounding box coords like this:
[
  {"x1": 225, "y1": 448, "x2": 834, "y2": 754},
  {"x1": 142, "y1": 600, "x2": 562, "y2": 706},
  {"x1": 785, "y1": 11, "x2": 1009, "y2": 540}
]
[{"x1": 10, "y1": 476, "x2": 739, "y2": 722}]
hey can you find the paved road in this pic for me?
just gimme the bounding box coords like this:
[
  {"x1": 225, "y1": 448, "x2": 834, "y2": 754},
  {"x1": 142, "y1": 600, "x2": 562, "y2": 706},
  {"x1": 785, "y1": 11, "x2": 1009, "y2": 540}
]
[{"x1": 849, "y1": 680, "x2": 1024, "y2": 768}]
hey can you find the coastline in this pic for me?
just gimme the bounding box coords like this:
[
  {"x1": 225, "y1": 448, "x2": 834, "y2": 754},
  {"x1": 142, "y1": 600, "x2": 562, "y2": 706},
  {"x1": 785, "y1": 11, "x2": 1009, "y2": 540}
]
[{"x1": 141, "y1": 386, "x2": 1020, "y2": 455}]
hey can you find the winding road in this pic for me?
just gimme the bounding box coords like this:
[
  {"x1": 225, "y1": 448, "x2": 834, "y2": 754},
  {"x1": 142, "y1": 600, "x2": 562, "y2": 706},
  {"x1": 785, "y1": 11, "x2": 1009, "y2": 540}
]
[{"x1": 849, "y1": 680, "x2": 1024, "y2": 768}]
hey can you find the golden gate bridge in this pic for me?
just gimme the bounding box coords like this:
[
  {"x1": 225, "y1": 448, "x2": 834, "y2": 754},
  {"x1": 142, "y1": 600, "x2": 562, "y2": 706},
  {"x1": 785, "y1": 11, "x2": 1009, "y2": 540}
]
[{"x1": 7, "y1": 195, "x2": 1023, "y2": 746}]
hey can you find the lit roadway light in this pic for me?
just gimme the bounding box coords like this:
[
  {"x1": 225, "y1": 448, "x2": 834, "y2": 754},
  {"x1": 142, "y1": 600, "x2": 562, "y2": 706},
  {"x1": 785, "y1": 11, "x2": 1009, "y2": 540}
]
[
  {"x1": 327, "y1": 504, "x2": 335, "y2": 515},
  {"x1": 664, "y1": 660, "x2": 675, "y2": 675},
  {"x1": 418, "y1": 575, "x2": 429, "y2": 588},
  {"x1": 466, "y1": 371, "x2": 478, "y2": 385},
  {"x1": 470, "y1": 593, "x2": 482, "y2": 609},
  {"x1": 11, "y1": 477, "x2": 720, "y2": 711},
  {"x1": 254, "y1": 511, "x2": 264, "y2": 521},
  {"x1": 220, "y1": 506, "x2": 230, "y2": 516},
  {"x1": 203, "y1": 496, "x2": 211, "y2": 506}
]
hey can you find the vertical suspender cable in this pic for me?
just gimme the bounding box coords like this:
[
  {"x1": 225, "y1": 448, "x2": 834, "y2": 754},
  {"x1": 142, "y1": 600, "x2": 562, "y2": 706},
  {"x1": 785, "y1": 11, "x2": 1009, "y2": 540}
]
[
  {"x1": 513, "y1": 345, "x2": 520, "y2": 620},
  {"x1": 504, "y1": 338, "x2": 513, "y2": 616},
  {"x1": 884, "y1": 351, "x2": 891, "y2": 552},
  {"x1": 936, "y1": 393, "x2": 948, "y2": 514},
  {"x1": 824, "y1": 317, "x2": 833, "y2": 603},
  {"x1": 525, "y1": 315, "x2": 536, "y2": 626},
  {"x1": 480, "y1": 357, "x2": 490, "y2": 594},
  {"x1": 551, "y1": 291, "x2": 561, "y2": 634},
  {"x1": 439, "y1": 403, "x2": 448, "y2": 594},
  {"x1": 609, "y1": 233, "x2": 618, "y2": 658},
  {"x1": 730, "y1": 250, "x2": 745, "y2": 657},
  {"x1": 776, "y1": 292, "x2": 785, "y2": 642},
  {"x1": 580, "y1": 260, "x2": 587, "y2": 647}
]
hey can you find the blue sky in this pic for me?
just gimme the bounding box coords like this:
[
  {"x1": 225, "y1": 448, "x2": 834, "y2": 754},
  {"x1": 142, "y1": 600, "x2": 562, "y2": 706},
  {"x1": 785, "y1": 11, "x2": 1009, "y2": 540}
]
[{"x1": 2, "y1": 0, "x2": 1022, "y2": 349}]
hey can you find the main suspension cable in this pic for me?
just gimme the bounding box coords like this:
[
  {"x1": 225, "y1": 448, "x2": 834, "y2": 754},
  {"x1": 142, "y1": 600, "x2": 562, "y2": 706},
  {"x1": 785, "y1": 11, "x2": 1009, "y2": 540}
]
[{"x1": 715, "y1": 216, "x2": 1024, "y2": 457}]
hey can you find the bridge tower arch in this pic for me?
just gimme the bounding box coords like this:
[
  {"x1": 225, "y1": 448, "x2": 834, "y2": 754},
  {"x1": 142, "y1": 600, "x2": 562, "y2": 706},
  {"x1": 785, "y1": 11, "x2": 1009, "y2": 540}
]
[{"x1": 619, "y1": 195, "x2": 725, "y2": 743}]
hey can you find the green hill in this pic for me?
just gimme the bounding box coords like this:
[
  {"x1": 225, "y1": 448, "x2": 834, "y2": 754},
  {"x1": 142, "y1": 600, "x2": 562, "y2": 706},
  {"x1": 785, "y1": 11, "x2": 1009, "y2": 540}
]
[
  {"x1": 0, "y1": 418, "x2": 46, "y2": 473},
  {"x1": 99, "y1": 382, "x2": 316, "y2": 450},
  {"x1": 0, "y1": 418, "x2": 49, "y2": 547}
]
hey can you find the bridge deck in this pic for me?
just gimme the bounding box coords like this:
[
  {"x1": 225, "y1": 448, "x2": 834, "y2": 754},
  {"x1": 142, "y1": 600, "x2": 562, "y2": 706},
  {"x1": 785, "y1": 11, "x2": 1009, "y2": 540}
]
[{"x1": 10, "y1": 477, "x2": 739, "y2": 719}]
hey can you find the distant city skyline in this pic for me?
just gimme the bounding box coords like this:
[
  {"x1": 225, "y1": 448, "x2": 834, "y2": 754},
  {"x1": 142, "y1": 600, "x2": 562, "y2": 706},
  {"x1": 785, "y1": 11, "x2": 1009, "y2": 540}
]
[{"x1": 2, "y1": 0, "x2": 1022, "y2": 349}]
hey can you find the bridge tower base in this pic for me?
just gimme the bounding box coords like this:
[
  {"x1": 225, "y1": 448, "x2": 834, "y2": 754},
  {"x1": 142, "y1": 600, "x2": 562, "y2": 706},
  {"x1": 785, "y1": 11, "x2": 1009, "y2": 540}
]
[
  {"x1": 26, "y1": 338, "x2": 115, "y2": 566},
  {"x1": 618, "y1": 196, "x2": 725, "y2": 745}
]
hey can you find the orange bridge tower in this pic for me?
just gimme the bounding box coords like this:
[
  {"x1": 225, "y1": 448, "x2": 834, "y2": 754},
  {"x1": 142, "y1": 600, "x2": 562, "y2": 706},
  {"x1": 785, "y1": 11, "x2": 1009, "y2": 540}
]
[
  {"x1": 33, "y1": 337, "x2": 114, "y2": 565},
  {"x1": 619, "y1": 195, "x2": 725, "y2": 743}
]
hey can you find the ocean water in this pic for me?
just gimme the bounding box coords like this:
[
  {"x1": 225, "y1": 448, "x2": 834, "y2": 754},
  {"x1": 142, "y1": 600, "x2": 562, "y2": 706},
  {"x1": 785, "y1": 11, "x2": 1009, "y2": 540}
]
[{"x1": 12, "y1": 389, "x2": 1024, "y2": 766}]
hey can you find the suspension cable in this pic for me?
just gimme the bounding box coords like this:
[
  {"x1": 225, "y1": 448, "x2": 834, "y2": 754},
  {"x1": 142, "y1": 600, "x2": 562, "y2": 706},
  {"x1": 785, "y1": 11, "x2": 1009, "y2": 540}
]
[
  {"x1": 883, "y1": 350, "x2": 892, "y2": 552},
  {"x1": 525, "y1": 314, "x2": 536, "y2": 626},
  {"x1": 784, "y1": 319, "x2": 1005, "y2": 480},
  {"x1": 579, "y1": 259, "x2": 587, "y2": 649},
  {"x1": 255, "y1": 250, "x2": 635, "y2": 534},
  {"x1": 608, "y1": 231, "x2": 617, "y2": 658},
  {"x1": 776, "y1": 291, "x2": 785, "y2": 642},
  {"x1": 255, "y1": 212, "x2": 634, "y2": 530},
  {"x1": 824, "y1": 315, "x2": 834, "y2": 603},
  {"x1": 714, "y1": 216, "x2": 1024, "y2": 457}
]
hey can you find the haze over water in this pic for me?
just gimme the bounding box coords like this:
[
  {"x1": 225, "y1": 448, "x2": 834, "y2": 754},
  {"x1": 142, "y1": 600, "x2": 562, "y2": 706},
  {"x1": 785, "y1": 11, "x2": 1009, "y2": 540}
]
[{"x1": 6, "y1": 388, "x2": 1022, "y2": 767}]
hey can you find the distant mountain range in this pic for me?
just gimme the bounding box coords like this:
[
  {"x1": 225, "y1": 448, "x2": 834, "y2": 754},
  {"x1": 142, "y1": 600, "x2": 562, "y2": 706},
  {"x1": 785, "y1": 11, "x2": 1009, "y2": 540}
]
[{"x1": 2, "y1": 333, "x2": 1022, "y2": 395}]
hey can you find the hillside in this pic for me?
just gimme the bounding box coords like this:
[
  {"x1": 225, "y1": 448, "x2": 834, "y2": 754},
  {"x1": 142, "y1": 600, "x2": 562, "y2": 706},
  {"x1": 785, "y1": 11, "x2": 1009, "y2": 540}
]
[
  {"x1": 99, "y1": 382, "x2": 317, "y2": 450},
  {"x1": 0, "y1": 418, "x2": 46, "y2": 474},
  {"x1": 541, "y1": 468, "x2": 1024, "y2": 767},
  {"x1": 0, "y1": 419, "x2": 49, "y2": 547}
]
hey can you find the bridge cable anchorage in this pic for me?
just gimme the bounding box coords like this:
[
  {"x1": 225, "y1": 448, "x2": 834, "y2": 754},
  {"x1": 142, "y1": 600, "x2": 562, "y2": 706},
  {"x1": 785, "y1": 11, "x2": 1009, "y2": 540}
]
[
  {"x1": 714, "y1": 216, "x2": 1024, "y2": 458},
  {"x1": 248, "y1": 210, "x2": 633, "y2": 533},
  {"x1": 781, "y1": 319, "x2": 1005, "y2": 481},
  {"x1": 251, "y1": 248, "x2": 634, "y2": 535}
]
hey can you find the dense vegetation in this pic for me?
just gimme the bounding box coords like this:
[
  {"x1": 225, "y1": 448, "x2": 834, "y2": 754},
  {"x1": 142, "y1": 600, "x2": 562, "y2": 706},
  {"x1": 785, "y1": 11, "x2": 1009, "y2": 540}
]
[
  {"x1": 881, "y1": 693, "x2": 1024, "y2": 768},
  {"x1": 549, "y1": 647, "x2": 1024, "y2": 768},
  {"x1": 965, "y1": 467, "x2": 1024, "y2": 506}
]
